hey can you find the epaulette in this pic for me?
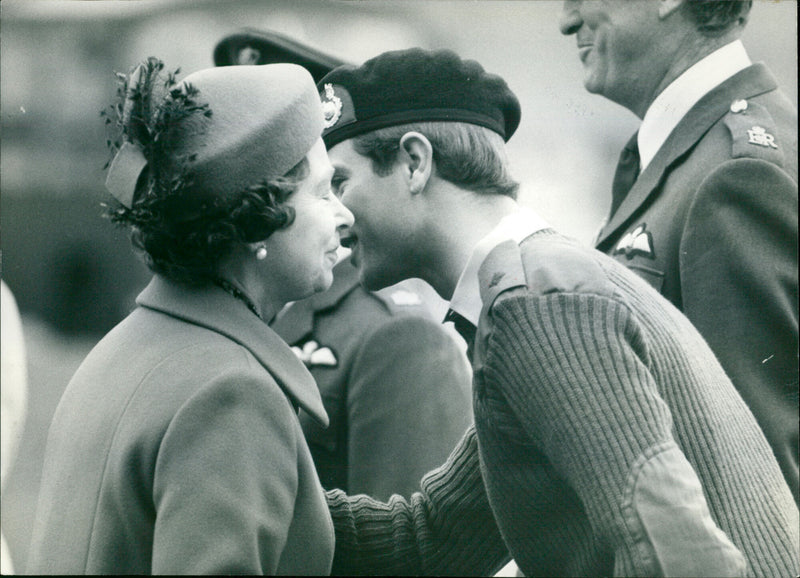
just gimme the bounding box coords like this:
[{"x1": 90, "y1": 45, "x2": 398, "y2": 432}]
[
  {"x1": 478, "y1": 237, "x2": 615, "y2": 308},
  {"x1": 724, "y1": 98, "x2": 784, "y2": 167}
]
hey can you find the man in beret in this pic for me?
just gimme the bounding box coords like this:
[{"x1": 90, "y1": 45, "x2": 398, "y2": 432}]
[
  {"x1": 319, "y1": 47, "x2": 799, "y2": 577},
  {"x1": 214, "y1": 30, "x2": 473, "y2": 501},
  {"x1": 560, "y1": 1, "x2": 798, "y2": 504}
]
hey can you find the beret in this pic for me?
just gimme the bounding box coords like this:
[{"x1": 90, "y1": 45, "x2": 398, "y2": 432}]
[
  {"x1": 318, "y1": 48, "x2": 521, "y2": 149},
  {"x1": 213, "y1": 28, "x2": 347, "y2": 83},
  {"x1": 106, "y1": 62, "x2": 324, "y2": 207}
]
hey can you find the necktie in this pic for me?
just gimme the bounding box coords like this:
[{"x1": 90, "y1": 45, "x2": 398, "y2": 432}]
[
  {"x1": 610, "y1": 132, "x2": 640, "y2": 216},
  {"x1": 444, "y1": 308, "x2": 477, "y2": 360}
]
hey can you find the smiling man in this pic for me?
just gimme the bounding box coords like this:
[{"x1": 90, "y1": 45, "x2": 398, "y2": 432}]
[
  {"x1": 318, "y1": 47, "x2": 798, "y2": 577},
  {"x1": 560, "y1": 0, "x2": 799, "y2": 504}
]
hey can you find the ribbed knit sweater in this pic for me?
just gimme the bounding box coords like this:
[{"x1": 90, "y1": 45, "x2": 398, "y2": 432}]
[{"x1": 327, "y1": 231, "x2": 799, "y2": 577}]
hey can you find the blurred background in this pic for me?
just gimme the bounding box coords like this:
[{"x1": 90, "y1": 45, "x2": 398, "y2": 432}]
[{"x1": 1, "y1": 0, "x2": 796, "y2": 572}]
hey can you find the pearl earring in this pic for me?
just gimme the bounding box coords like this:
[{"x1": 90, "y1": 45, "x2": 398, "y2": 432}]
[{"x1": 256, "y1": 246, "x2": 268, "y2": 260}]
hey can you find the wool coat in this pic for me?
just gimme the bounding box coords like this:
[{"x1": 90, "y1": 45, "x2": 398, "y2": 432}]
[
  {"x1": 595, "y1": 63, "x2": 799, "y2": 500},
  {"x1": 272, "y1": 258, "x2": 472, "y2": 501},
  {"x1": 27, "y1": 275, "x2": 334, "y2": 575}
]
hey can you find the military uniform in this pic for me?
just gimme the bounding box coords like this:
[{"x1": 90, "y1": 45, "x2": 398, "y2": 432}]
[
  {"x1": 595, "y1": 62, "x2": 799, "y2": 501},
  {"x1": 271, "y1": 257, "x2": 473, "y2": 501}
]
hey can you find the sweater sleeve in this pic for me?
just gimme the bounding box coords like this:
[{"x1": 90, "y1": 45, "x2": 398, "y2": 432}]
[
  {"x1": 482, "y1": 291, "x2": 745, "y2": 577},
  {"x1": 327, "y1": 425, "x2": 510, "y2": 576}
]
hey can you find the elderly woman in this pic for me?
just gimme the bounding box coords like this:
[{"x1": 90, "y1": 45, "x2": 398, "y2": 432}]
[{"x1": 27, "y1": 58, "x2": 352, "y2": 574}]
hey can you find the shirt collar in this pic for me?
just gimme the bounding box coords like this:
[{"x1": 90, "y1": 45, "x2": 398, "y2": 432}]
[
  {"x1": 638, "y1": 40, "x2": 751, "y2": 171},
  {"x1": 448, "y1": 207, "x2": 550, "y2": 326}
]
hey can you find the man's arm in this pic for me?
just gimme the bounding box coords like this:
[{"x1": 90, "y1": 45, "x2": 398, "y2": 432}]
[
  {"x1": 680, "y1": 157, "x2": 799, "y2": 498},
  {"x1": 485, "y1": 291, "x2": 745, "y2": 577},
  {"x1": 327, "y1": 425, "x2": 510, "y2": 576}
]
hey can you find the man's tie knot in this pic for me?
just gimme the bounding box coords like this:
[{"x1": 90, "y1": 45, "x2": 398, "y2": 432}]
[{"x1": 444, "y1": 308, "x2": 477, "y2": 359}]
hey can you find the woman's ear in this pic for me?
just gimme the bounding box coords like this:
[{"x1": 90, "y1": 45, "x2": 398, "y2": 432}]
[{"x1": 399, "y1": 131, "x2": 434, "y2": 195}]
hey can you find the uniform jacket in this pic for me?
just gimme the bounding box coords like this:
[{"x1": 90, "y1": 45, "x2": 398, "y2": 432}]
[
  {"x1": 327, "y1": 230, "x2": 799, "y2": 577},
  {"x1": 27, "y1": 275, "x2": 334, "y2": 575},
  {"x1": 596, "y1": 63, "x2": 799, "y2": 500},
  {"x1": 272, "y1": 258, "x2": 472, "y2": 500}
]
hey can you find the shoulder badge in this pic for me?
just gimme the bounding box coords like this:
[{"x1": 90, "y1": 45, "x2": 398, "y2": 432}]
[{"x1": 724, "y1": 98, "x2": 784, "y2": 165}]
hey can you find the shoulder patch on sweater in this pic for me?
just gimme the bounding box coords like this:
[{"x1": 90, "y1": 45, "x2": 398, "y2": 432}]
[
  {"x1": 724, "y1": 98, "x2": 784, "y2": 166},
  {"x1": 478, "y1": 239, "x2": 528, "y2": 310},
  {"x1": 479, "y1": 236, "x2": 616, "y2": 310}
]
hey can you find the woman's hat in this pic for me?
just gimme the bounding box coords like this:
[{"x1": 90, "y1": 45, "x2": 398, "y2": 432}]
[{"x1": 105, "y1": 62, "x2": 325, "y2": 208}]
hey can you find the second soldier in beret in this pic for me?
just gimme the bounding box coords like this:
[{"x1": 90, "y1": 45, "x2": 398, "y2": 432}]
[{"x1": 320, "y1": 47, "x2": 799, "y2": 576}]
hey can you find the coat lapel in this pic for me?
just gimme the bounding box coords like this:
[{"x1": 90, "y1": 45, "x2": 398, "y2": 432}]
[
  {"x1": 596, "y1": 64, "x2": 779, "y2": 249},
  {"x1": 137, "y1": 275, "x2": 329, "y2": 426}
]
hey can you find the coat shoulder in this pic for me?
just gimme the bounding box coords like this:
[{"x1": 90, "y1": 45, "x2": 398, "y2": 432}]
[{"x1": 721, "y1": 92, "x2": 797, "y2": 173}]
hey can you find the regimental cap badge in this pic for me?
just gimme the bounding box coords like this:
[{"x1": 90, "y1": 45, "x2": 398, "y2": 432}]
[
  {"x1": 321, "y1": 83, "x2": 342, "y2": 129},
  {"x1": 747, "y1": 125, "x2": 778, "y2": 149},
  {"x1": 236, "y1": 46, "x2": 261, "y2": 66}
]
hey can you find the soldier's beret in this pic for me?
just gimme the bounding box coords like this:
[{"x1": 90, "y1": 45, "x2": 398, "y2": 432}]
[
  {"x1": 318, "y1": 48, "x2": 521, "y2": 150},
  {"x1": 213, "y1": 29, "x2": 347, "y2": 83}
]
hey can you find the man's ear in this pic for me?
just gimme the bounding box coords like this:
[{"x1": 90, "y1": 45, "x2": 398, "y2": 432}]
[
  {"x1": 399, "y1": 131, "x2": 434, "y2": 195},
  {"x1": 658, "y1": 0, "x2": 684, "y2": 19}
]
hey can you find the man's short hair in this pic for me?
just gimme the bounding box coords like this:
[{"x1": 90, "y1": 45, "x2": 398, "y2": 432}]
[
  {"x1": 351, "y1": 121, "x2": 519, "y2": 199},
  {"x1": 684, "y1": 0, "x2": 752, "y2": 36}
]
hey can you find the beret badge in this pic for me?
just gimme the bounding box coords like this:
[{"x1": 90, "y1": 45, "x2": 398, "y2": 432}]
[{"x1": 321, "y1": 83, "x2": 342, "y2": 129}]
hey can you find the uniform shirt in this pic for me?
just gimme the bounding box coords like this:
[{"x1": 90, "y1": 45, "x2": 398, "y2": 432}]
[
  {"x1": 449, "y1": 207, "x2": 550, "y2": 327},
  {"x1": 638, "y1": 40, "x2": 750, "y2": 171}
]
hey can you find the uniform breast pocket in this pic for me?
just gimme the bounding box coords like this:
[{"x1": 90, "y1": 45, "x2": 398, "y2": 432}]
[{"x1": 627, "y1": 263, "x2": 665, "y2": 294}]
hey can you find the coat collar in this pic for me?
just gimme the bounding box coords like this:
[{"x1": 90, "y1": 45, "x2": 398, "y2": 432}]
[
  {"x1": 596, "y1": 63, "x2": 778, "y2": 250},
  {"x1": 136, "y1": 275, "x2": 329, "y2": 426},
  {"x1": 269, "y1": 258, "x2": 361, "y2": 344}
]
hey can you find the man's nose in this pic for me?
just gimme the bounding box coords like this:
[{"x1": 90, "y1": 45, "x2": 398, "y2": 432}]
[
  {"x1": 334, "y1": 195, "x2": 354, "y2": 228},
  {"x1": 559, "y1": 0, "x2": 583, "y2": 36}
]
